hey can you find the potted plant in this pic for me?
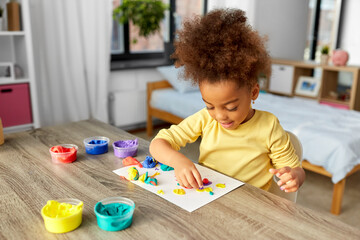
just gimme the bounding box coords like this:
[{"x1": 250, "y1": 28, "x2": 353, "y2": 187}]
[
  {"x1": 0, "y1": 6, "x2": 4, "y2": 31},
  {"x1": 113, "y1": 0, "x2": 168, "y2": 44},
  {"x1": 320, "y1": 45, "x2": 329, "y2": 65}
]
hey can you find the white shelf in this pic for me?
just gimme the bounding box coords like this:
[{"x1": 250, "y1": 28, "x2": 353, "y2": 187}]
[
  {"x1": 0, "y1": 78, "x2": 30, "y2": 85},
  {"x1": 0, "y1": 0, "x2": 40, "y2": 131},
  {"x1": 0, "y1": 31, "x2": 25, "y2": 36},
  {"x1": 4, "y1": 123, "x2": 34, "y2": 134}
]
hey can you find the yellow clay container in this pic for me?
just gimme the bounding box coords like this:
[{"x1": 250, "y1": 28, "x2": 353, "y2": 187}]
[{"x1": 41, "y1": 199, "x2": 83, "y2": 233}]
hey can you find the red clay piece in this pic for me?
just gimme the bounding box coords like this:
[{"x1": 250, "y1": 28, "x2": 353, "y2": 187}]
[{"x1": 122, "y1": 156, "x2": 143, "y2": 168}]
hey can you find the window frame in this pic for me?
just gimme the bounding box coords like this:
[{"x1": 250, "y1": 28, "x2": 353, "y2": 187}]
[
  {"x1": 111, "y1": 0, "x2": 208, "y2": 70},
  {"x1": 307, "y1": 0, "x2": 344, "y2": 60}
]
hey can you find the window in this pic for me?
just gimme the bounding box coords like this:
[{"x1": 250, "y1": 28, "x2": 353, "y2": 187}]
[
  {"x1": 304, "y1": 0, "x2": 344, "y2": 61},
  {"x1": 111, "y1": 0, "x2": 207, "y2": 69}
]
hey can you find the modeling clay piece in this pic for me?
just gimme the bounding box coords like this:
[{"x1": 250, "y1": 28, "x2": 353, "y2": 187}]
[
  {"x1": 142, "y1": 156, "x2": 158, "y2": 168},
  {"x1": 150, "y1": 172, "x2": 160, "y2": 178},
  {"x1": 160, "y1": 164, "x2": 174, "y2": 171},
  {"x1": 138, "y1": 172, "x2": 158, "y2": 186},
  {"x1": 123, "y1": 156, "x2": 143, "y2": 168},
  {"x1": 173, "y1": 189, "x2": 186, "y2": 195},
  {"x1": 216, "y1": 183, "x2": 226, "y2": 188},
  {"x1": 139, "y1": 173, "x2": 147, "y2": 183},
  {"x1": 157, "y1": 190, "x2": 164, "y2": 195},
  {"x1": 196, "y1": 187, "x2": 213, "y2": 193},
  {"x1": 43, "y1": 200, "x2": 83, "y2": 218},
  {"x1": 96, "y1": 202, "x2": 132, "y2": 217},
  {"x1": 127, "y1": 167, "x2": 139, "y2": 180},
  {"x1": 202, "y1": 178, "x2": 212, "y2": 186},
  {"x1": 145, "y1": 177, "x2": 158, "y2": 186}
]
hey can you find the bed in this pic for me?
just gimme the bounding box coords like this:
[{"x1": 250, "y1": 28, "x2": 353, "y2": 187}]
[{"x1": 147, "y1": 79, "x2": 360, "y2": 215}]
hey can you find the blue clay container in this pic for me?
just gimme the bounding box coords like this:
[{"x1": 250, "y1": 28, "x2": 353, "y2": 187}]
[{"x1": 83, "y1": 136, "x2": 109, "y2": 155}]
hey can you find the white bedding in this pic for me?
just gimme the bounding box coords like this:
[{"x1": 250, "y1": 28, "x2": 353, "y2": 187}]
[{"x1": 151, "y1": 89, "x2": 360, "y2": 183}]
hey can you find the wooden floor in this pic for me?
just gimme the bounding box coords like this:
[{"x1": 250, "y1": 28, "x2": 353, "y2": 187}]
[{"x1": 130, "y1": 125, "x2": 360, "y2": 230}]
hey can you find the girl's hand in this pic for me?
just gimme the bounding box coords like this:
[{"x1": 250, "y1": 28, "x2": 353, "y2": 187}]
[
  {"x1": 174, "y1": 158, "x2": 203, "y2": 189},
  {"x1": 269, "y1": 167, "x2": 305, "y2": 192}
]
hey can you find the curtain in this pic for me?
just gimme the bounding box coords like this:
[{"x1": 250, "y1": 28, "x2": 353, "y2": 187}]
[{"x1": 29, "y1": 0, "x2": 112, "y2": 127}]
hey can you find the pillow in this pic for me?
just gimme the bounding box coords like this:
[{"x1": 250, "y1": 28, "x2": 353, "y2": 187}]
[{"x1": 156, "y1": 65, "x2": 199, "y2": 93}]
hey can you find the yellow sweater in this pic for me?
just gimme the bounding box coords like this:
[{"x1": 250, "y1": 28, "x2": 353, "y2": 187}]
[{"x1": 154, "y1": 108, "x2": 300, "y2": 190}]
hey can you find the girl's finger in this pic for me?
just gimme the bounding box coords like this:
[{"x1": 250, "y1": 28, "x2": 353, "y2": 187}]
[{"x1": 192, "y1": 169, "x2": 203, "y2": 188}]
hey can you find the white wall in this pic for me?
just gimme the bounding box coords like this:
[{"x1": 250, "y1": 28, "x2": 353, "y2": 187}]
[
  {"x1": 252, "y1": 0, "x2": 309, "y2": 60},
  {"x1": 339, "y1": 0, "x2": 360, "y2": 65},
  {"x1": 208, "y1": 0, "x2": 309, "y2": 60},
  {"x1": 208, "y1": 0, "x2": 256, "y2": 26}
]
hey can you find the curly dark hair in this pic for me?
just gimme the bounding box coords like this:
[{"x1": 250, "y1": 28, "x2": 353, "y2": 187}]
[{"x1": 172, "y1": 8, "x2": 271, "y2": 90}]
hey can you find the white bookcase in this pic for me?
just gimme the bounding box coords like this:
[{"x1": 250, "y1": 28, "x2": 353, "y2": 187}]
[{"x1": 0, "y1": 0, "x2": 39, "y2": 133}]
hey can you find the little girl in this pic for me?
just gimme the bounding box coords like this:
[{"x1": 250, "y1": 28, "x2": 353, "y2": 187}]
[{"x1": 149, "y1": 9, "x2": 305, "y2": 192}]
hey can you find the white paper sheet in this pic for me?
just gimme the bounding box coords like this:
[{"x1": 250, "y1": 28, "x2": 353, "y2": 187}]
[{"x1": 113, "y1": 163, "x2": 244, "y2": 212}]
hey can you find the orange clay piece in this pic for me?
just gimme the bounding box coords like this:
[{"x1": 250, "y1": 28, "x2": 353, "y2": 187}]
[
  {"x1": 150, "y1": 172, "x2": 160, "y2": 178},
  {"x1": 122, "y1": 156, "x2": 143, "y2": 168}
]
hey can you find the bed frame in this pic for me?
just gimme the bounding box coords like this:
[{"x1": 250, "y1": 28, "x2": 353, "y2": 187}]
[{"x1": 146, "y1": 80, "x2": 360, "y2": 215}]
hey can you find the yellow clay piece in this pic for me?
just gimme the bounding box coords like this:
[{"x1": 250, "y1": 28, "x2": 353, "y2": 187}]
[
  {"x1": 173, "y1": 189, "x2": 186, "y2": 195},
  {"x1": 216, "y1": 183, "x2": 226, "y2": 188},
  {"x1": 128, "y1": 167, "x2": 139, "y2": 180},
  {"x1": 157, "y1": 190, "x2": 164, "y2": 195},
  {"x1": 42, "y1": 200, "x2": 83, "y2": 218},
  {"x1": 197, "y1": 187, "x2": 213, "y2": 193},
  {"x1": 139, "y1": 173, "x2": 146, "y2": 182}
]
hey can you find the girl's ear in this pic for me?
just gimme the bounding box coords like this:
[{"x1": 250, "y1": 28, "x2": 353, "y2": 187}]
[{"x1": 251, "y1": 83, "x2": 260, "y2": 100}]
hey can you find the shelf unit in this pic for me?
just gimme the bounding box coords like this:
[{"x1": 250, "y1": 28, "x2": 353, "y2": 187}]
[
  {"x1": 0, "y1": 0, "x2": 39, "y2": 133},
  {"x1": 269, "y1": 59, "x2": 360, "y2": 111}
]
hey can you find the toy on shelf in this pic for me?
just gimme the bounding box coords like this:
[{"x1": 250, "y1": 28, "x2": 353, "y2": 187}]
[{"x1": 331, "y1": 49, "x2": 349, "y2": 66}]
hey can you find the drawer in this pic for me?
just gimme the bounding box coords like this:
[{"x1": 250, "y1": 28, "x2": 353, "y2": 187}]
[
  {"x1": 0, "y1": 83, "x2": 32, "y2": 127},
  {"x1": 269, "y1": 64, "x2": 295, "y2": 95}
]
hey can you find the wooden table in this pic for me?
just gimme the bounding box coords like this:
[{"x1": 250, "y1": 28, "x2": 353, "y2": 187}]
[{"x1": 1, "y1": 119, "x2": 360, "y2": 239}]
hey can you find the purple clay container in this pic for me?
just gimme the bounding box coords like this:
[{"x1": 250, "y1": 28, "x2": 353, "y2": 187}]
[{"x1": 113, "y1": 138, "x2": 138, "y2": 158}]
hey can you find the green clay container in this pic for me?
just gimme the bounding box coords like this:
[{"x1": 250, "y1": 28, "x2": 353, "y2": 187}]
[{"x1": 94, "y1": 196, "x2": 135, "y2": 231}]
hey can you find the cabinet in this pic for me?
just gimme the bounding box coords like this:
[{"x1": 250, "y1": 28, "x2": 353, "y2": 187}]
[
  {"x1": 0, "y1": 0, "x2": 39, "y2": 132},
  {"x1": 269, "y1": 64, "x2": 295, "y2": 95},
  {"x1": 269, "y1": 59, "x2": 360, "y2": 111}
]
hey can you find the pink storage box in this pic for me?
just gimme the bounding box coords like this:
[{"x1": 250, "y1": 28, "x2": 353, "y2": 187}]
[
  {"x1": 319, "y1": 100, "x2": 350, "y2": 110},
  {"x1": 0, "y1": 83, "x2": 33, "y2": 127}
]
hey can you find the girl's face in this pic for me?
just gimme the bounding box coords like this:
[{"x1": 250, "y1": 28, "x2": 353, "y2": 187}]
[{"x1": 199, "y1": 80, "x2": 259, "y2": 130}]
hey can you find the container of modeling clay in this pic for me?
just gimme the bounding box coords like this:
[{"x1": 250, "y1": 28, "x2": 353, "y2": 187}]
[
  {"x1": 41, "y1": 198, "x2": 83, "y2": 233},
  {"x1": 94, "y1": 196, "x2": 135, "y2": 231},
  {"x1": 112, "y1": 138, "x2": 138, "y2": 158},
  {"x1": 49, "y1": 144, "x2": 78, "y2": 164},
  {"x1": 83, "y1": 136, "x2": 109, "y2": 155}
]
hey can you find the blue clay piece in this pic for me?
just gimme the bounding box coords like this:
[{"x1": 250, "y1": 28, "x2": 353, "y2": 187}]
[
  {"x1": 86, "y1": 140, "x2": 108, "y2": 155},
  {"x1": 143, "y1": 156, "x2": 157, "y2": 168}
]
